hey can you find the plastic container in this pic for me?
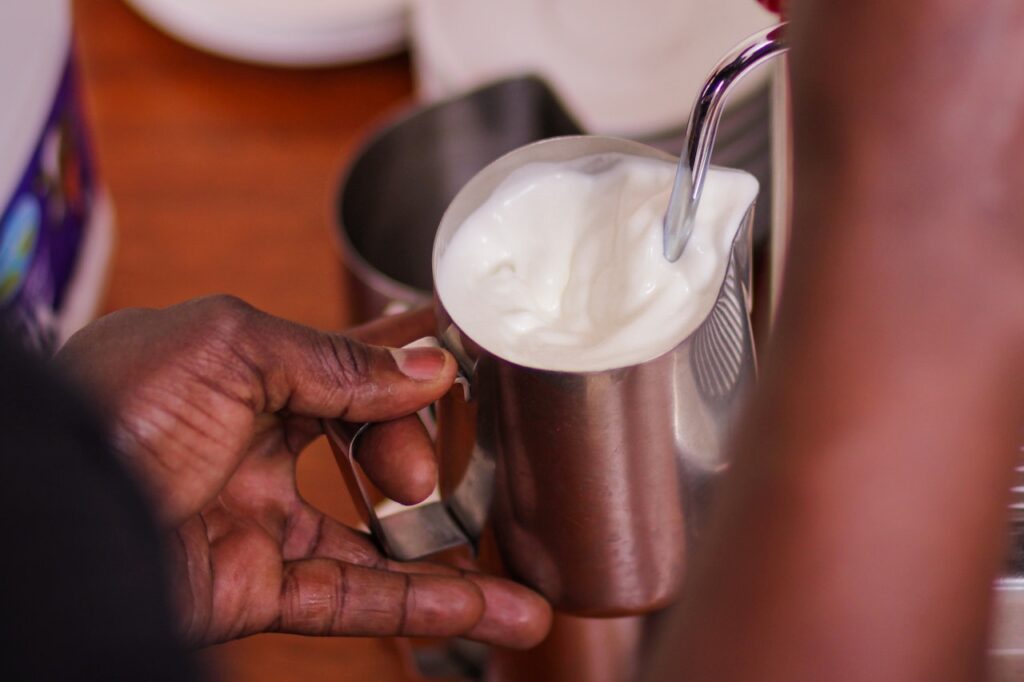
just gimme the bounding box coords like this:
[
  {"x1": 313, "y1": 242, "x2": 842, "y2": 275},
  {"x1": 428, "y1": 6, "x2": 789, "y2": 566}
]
[{"x1": 0, "y1": 0, "x2": 113, "y2": 351}]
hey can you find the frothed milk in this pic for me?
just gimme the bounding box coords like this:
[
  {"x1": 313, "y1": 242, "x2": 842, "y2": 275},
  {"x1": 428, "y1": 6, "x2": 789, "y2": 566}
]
[{"x1": 436, "y1": 153, "x2": 759, "y2": 372}]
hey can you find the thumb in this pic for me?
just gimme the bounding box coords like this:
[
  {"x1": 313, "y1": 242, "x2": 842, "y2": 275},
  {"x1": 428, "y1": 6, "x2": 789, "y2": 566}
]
[{"x1": 235, "y1": 306, "x2": 456, "y2": 422}]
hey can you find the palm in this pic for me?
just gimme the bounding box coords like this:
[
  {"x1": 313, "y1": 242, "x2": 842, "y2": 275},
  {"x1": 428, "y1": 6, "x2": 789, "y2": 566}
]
[{"x1": 171, "y1": 414, "x2": 364, "y2": 645}]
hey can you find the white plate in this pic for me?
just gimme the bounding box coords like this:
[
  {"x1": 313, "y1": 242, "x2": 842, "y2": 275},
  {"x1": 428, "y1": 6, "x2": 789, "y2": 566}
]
[
  {"x1": 124, "y1": 0, "x2": 407, "y2": 67},
  {"x1": 411, "y1": 0, "x2": 777, "y2": 136}
]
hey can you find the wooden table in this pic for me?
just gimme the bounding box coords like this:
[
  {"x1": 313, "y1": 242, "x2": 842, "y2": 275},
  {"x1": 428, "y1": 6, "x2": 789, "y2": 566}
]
[{"x1": 73, "y1": 1, "x2": 420, "y2": 679}]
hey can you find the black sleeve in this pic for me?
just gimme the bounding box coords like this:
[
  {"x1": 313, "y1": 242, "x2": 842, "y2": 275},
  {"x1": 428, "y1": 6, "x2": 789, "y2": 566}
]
[{"x1": 0, "y1": 329, "x2": 200, "y2": 681}]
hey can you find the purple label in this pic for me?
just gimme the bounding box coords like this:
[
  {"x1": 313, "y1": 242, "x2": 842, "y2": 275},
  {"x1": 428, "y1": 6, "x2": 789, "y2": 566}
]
[{"x1": 0, "y1": 52, "x2": 97, "y2": 351}]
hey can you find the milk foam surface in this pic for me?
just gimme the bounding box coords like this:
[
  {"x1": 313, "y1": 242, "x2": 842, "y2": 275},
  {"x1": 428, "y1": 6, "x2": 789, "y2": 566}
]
[{"x1": 436, "y1": 153, "x2": 759, "y2": 372}]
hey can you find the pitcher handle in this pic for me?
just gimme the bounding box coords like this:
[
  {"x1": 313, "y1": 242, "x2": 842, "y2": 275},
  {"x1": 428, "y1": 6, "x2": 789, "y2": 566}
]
[
  {"x1": 323, "y1": 420, "x2": 474, "y2": 561},
  {"x1": 323, "y1": 335, "x2": 485, "y2": 562}
]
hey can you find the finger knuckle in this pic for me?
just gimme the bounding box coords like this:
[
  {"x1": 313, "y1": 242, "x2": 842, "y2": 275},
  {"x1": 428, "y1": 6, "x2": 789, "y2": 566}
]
[
  {"x1": 323, "y1": 335, "x2": 374, "y2": 389},
  {"x1": 281, "y1": 562, "x2": 345, "y2": 636},
  {"x1": 202, "y1": 294, "x2": 253, "y2": 323},
  {"x1": 194, "y1": 294, "x2": 256, "y2": 344}
]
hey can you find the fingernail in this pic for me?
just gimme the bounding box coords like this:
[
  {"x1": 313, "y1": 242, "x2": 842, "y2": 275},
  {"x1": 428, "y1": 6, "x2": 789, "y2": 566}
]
[{"x1": 390, "y1": 347, "x2": 447, "y2": 381}]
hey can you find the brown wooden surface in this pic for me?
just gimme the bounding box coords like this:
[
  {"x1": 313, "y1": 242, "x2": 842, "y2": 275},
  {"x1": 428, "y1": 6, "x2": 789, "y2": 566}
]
[{"x1": 73, "y1": 1, "x2": 421, "y2": 679}]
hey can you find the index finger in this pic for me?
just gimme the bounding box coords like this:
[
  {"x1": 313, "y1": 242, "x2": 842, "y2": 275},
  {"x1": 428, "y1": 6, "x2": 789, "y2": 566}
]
[{"x1": 338, "y1": 308, "x2": 443, "y2": 504}]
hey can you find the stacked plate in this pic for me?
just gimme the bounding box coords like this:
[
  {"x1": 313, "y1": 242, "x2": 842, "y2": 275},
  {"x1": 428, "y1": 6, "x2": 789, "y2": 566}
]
[
  {"x1": 123, "y1": 0, "x2": 776, "y2": 134},
  {"x1": 124, "y1": 0, "x2": 407, "y2": 66},
  {"x1": 410, "y1": 0, "x2": 777, "y2": 240},
  {"x1": 410, "y1": 0, "x2": 776, "y2": 137},
  {"x1": 126, "y1": 0, "x2": 778, "y2": 237}
]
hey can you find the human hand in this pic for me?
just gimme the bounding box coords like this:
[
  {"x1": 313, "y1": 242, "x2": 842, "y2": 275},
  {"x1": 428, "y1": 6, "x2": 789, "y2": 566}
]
[
  {"x1": 645, "y1": 2, "x2": 1024, "y2": 680},
  {"x1": 58, "y1": 296, "x2": 552, "y2": 648}
]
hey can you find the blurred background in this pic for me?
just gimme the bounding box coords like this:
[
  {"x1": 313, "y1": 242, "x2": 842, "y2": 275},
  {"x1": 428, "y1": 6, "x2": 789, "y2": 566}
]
[
  {"x1": 2, "y1": 2, "x2": 1022, "y2": 681},
  {"x1": 2, "y1": 1, "x2": 778, "y2": 680}
]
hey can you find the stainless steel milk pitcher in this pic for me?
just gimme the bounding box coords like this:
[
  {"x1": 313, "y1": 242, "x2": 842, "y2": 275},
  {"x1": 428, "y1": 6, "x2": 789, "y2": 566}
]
[
  {"x1": 325, "y1": 26, "x2": 789, "y2": 617},
  {"x1": 327, "y1": 137, "x2": 759, "y2": 616}
]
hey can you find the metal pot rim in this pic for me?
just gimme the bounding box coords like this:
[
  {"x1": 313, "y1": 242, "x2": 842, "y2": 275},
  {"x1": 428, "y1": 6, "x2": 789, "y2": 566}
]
[{"x1": 432, "y1": 134, "x2": 758, "y2": 377}]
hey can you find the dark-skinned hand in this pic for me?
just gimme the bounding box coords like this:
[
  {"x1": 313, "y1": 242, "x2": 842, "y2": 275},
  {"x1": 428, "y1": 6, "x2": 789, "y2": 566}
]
[{"x1": 58, "y1": 295, "x2": 551, "y2": 649}]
